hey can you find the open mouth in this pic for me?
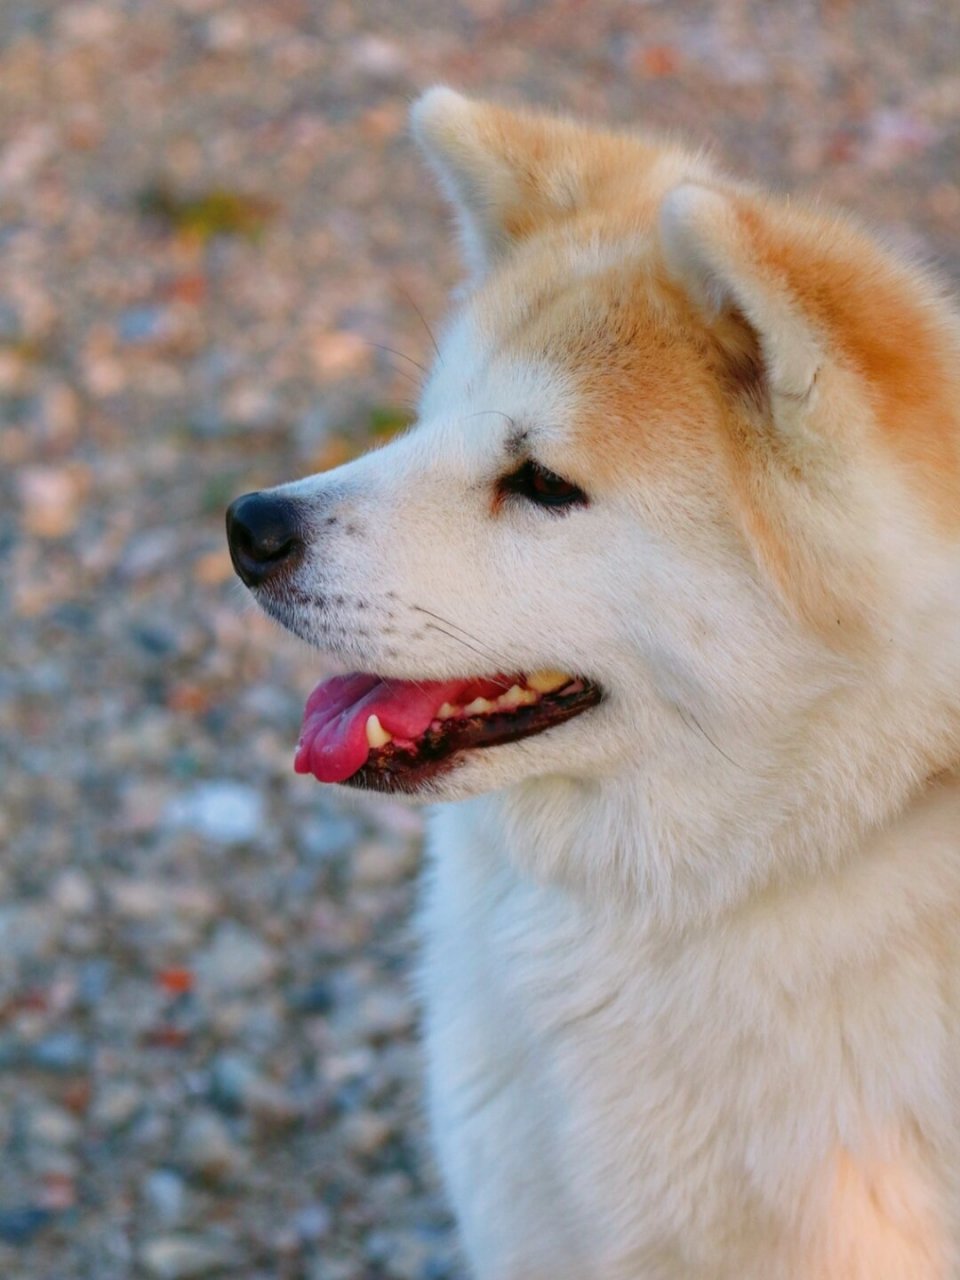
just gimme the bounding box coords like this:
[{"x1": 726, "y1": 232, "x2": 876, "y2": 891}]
[{"x1": 294, "y1": 669, "x2": 603, "y2": 793}]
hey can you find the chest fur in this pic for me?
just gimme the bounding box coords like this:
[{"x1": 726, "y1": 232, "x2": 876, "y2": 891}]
[{"x1": 419, "y1": 803, "x2": 959, "y2": 1279}]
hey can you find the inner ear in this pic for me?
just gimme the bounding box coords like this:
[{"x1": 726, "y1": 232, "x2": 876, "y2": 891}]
[
  {"x1": 709, "y1": 303, "x2": 769, "y2": 415},
  {"x1": 659, "y1": 183, "x2": 824, "y2": 415}
]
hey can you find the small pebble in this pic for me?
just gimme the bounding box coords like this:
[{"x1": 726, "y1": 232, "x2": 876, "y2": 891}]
[
  {"x1": 355, "y1": 990, "x2": 416, "y2": 1041},
  {"x1": 299, "y1": 812, "x2": 363, "y2": 862},
  {"x1": 322, "y1": 1048, "x2": 376, "y2": 1088},
  {"x1": 352, "y1": 838, "x2": 418, "y2": 888},
  {"x1": 0, "y1": 904, "x2": 57, "y2": 959},
  {"x1": 93, "y1": 1080, "x2": 143, "y2": 1131},
  {"x1": 208, "y1": 1052, "x2": 258, "y2": 1111},
  {"x1": 288, "y1": 979, "x2": 335, "y2": 1015},
  {"x1": 196, "y1": 923, "x2": 279, "y2": 996},
  {"x1": 177, "y1": 1109, "x2": 248, "y2": 1184},
  {"x1": 24, "y1": 1103, "x2": 80, "y2": 1148},
  {"x1": 293, "y1": 1203, "x2": 333, "y2": 1243},
  {"x1": 140, "y1": 1234, "x2": 240, "y2": 1280},
  {"x1": 0, "y1": 1207, "x2": 54, "y2": 1246},
  {"x1": 117, "y1": 304, "x2": 172, "y2": 345},
  {"x1": 119, "y1": 528, "x2": 181, "y2": 581},
  {"x1": 347, "y1": 35, "x2": 408, "y2": 80},
  {"x1": 51, "y1": 869, "x2": 96, "y2": 915},
  {"x1": 365, "y1": 1226, "x2": 460, "y2": 1280},
  {"x1": 164, "y1": 782, "x2": 265, "y2": 845},
  {"x1": 17, "y1": 465, "x2": 86, "y2": 539},
  {"x1": 309, "y1": 1259, "x2": 355, "y2": 1280},
  {"x1": 26, "y1": 1031, "x2": 88, "y2": 1074},
  {"x1": 142, "y1": 1170, "x2": 188, "y2": 1226},
  {"x1": 340, "y1": 1110, "x2": 394, "y2": 1159}
]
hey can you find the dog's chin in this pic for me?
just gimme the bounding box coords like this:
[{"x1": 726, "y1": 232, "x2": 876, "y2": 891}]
[
  {"x1": 337, "y1": 746, "x2": 490, "y2": 803},
  {"x1": 339, "y1": 721, "x2": 601, "y2": 804}
]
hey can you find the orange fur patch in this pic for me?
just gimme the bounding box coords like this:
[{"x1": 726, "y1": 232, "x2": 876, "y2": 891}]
[
  {"x1": 425, "y1": 96, "x2": 960, "y2": 631},
  {"x1": 732, "y1": 196, "x2": 960, "y2": 534},
  {"x1": 815, "y1": 1144, "x2": 947, "y2": 1278}
]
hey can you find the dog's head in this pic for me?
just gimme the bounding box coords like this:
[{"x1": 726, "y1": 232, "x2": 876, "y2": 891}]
[{"x1": 228, "y1": 91, "x2": 960, "y2": 897}]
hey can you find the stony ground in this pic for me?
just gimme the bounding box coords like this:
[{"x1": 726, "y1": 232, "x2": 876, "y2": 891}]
[{"x1": 2, "y1": 2, "x2": 959, "y2": 1277}]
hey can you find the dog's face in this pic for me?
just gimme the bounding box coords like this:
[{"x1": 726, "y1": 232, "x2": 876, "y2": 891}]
[{"x1": 228, "y1": 91, "x2": 960, "y2": 838}]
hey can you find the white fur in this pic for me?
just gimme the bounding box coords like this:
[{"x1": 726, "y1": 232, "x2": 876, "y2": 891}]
[{"x1": 245, "y1": 102, "x2": 960, "y2": 1278}]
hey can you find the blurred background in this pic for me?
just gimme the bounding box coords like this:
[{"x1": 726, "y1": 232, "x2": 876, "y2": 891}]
[{"x1": 2, "y1": 1, "x2": 960, "y2": 1277}]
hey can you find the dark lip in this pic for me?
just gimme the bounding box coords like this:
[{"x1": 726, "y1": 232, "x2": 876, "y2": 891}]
[{"x1": 341, "y1": 680, "x2": 604, "y2": 795}]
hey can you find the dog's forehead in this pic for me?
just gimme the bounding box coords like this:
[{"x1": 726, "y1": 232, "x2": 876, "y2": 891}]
[
  {"x1": 417, "y1": 305, "x2": 579, "y2": 465},
  {"x1": 417, "y1": 238, "x2": 720, "y2": 485},
  {"x1": 419, "y1": 230, "x2": 641, "y2": 420}
]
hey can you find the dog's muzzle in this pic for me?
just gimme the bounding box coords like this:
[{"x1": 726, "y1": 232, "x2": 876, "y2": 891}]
[{"x1": 225, "y1": 491, "x2": 305, "y2": 588}]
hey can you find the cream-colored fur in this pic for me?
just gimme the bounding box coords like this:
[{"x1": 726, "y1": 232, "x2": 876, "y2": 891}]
[{"x1": 250, "y1": 91, "x2": 960, "y2": 1276}]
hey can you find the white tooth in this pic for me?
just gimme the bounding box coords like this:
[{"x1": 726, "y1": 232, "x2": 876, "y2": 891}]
[
  {"x1": 464, "y1": 697, "x2": 494, "y2": 715},
  {"x1": 437, "y1": 702, "x2": 459, "y2": 720},
  {"x1": 498, "y1": 684, "x2": 538, "y2": 709},
  {"x1": 527, "y1": 669, "x2": 572, "y2": 694},
  {"x1": 365, "y1": 714, "x2": 392, "y2": 749}
]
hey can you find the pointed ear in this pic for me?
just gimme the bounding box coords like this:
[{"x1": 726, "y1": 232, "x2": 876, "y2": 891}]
[
  {"x1": 661, "y1": 184, "x2": 854, "y2": 633},
  {"x1": 411, "y1": 87, "x2": 643, "y2": 278},
  {"x1": 410, "y1": 87, "x2": 578, "y2": 276},
  {"x1": 659, "y1": 184, "x2": 825, "y2": 421}
]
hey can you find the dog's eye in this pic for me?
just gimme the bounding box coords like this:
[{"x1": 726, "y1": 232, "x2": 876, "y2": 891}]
[{"x1": 498, "y1": 460, "x2": 588, "y2": 512}]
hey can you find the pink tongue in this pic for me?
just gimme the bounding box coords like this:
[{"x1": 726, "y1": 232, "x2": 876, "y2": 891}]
[{"x1": 294, "y1": 672, "x2": 507, "y2": 783}]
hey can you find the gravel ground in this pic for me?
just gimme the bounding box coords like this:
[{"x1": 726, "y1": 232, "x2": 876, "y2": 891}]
[{"x1": 2, "y1": 2, "x2": 960, "y2": 1277}]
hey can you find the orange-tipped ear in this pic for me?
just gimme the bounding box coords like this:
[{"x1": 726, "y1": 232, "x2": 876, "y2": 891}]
[
  {"x1": 659, "y1": 183, "x2": 825, "y2": 427},
  {"x1": 411, "y1": 87, "x2": 655, "y2": 278}
]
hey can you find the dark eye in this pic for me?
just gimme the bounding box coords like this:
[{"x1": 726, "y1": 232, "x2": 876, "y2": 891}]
[{"x1": 498, "y1": 460, "x2": 588, "y2": 512}]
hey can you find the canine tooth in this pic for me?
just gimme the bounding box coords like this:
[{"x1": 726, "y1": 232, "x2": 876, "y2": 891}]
[
  {"x1": 464, "y1": 697, "x2": 494, "y2": 715},
  {"x1": 365, "y1": 714, "x2": 392, "y2": 749},
  {"x1": 527, "y1": 669, "x2": 572, "y2": 694},
  {"x1": 498, "y1": 684, "x2": 538, "y2": 709},
  {"x1": 437, "y1": 702, "x2": 458, "y2": 720}
]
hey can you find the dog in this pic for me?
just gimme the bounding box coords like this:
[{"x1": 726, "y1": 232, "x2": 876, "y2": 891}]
[{"x1": 226, "y1": 90, "x2": 960, "y2": 1278}]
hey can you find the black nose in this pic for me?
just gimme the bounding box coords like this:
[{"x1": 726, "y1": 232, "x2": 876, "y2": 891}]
[{"x1": 225, "y1": 491, "x2": 305, "y2": 588}]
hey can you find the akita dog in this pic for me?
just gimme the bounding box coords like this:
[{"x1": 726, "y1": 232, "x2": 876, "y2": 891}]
[{"x1": 226, "y1": 91, "x2": 960, "y2": 1278}]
